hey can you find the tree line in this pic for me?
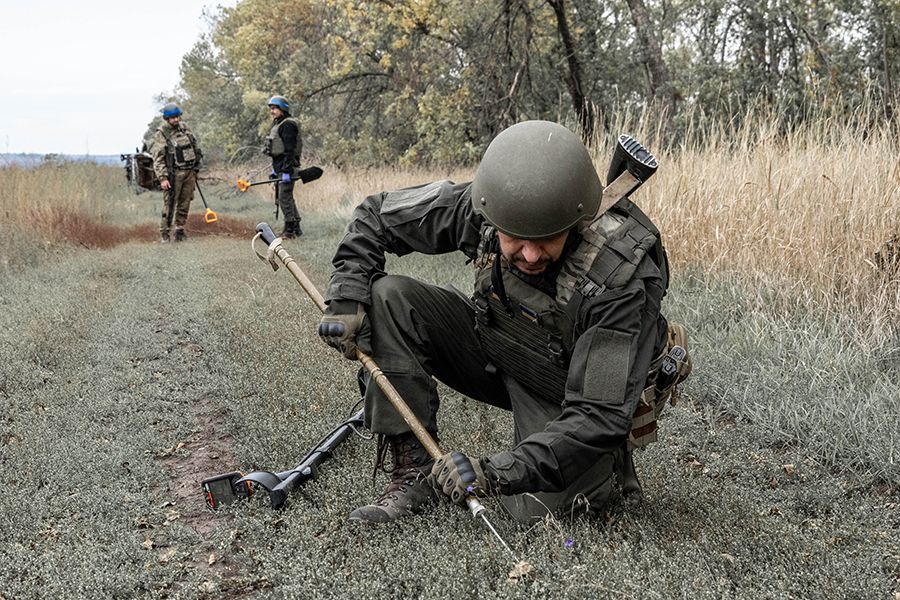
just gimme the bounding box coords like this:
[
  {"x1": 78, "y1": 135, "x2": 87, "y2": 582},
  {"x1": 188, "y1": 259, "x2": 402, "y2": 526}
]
[{"x1": 151, "y1": 0, "x2": 900, "y2": 165}]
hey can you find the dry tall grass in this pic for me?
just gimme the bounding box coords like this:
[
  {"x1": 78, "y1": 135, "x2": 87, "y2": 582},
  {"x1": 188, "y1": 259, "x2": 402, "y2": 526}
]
[
  {"x1": 592, "y1": 107, "x2": 900, "y2": 342},
  {"x1": 5, "y1": 115, "x2": 900, "y2": 337},
  {"x1": 0, "y1": 161, "x2": 262, "y2": 274},
  {"x1": 0, "y1": 160, "x2": 120, "y2": 224}
]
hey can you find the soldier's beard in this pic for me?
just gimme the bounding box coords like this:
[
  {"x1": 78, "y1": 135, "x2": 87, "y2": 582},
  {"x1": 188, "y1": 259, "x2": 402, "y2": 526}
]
[
  {"x1": 504, "y1": 252, "x2": 554, "y2": 275},
  {"x1": 496, "y1": 229, "x2": 569, "y2": 276}
]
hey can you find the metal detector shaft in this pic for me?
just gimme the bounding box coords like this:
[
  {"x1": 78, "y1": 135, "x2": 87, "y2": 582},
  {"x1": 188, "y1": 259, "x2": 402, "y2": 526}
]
[
  {"x1": 252, "y1": 222, "x2": 436, "y2": 455},
  {"x1": 252, "y1": 222, "x2": 516, "y2": 559},
  {"x1": 272, "y1": 407, "x2": 364, "y2": 482},
  {"x1": 237, "y1": 407, "x2": 365, "y2": 509},
  {"x1": 195, "y1": 180, "x2": 210, "y2": 209}
]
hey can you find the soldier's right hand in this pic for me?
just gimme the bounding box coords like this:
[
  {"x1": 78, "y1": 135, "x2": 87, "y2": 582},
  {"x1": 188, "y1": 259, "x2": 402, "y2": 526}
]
[
  {"x1": 269, "y1": 170, "x2": 278, "y2": 180},
  {"x1": 161, "y1": 179, "x2": 171, "y2": 190},
  {"x1": 318, "y1": 300, "x2": 367, "y2": 360}
]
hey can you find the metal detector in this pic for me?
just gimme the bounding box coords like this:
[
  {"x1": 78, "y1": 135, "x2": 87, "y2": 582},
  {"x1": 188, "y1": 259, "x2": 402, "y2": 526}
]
[
  {"x1": 202, "y1": 401, "x2": 366, "y2": 510},
  {"x1": 236, "y1": 166, "x2": 323, "y2": 192}
]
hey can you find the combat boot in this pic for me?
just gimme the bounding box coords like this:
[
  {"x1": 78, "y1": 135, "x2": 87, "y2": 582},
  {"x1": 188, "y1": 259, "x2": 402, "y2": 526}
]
[
  {"x1": 160, "y1": 231, "x2": 170, "y2": 244},
  {"x1": 280, "y1": 220, "x2": 300, "y2": 239},
  {"x1": 349, "y1": 431, "x2": 437, "y2": 523},
  {"x1": 174, "y1": 228, "x2": 187, "y2": 242}
]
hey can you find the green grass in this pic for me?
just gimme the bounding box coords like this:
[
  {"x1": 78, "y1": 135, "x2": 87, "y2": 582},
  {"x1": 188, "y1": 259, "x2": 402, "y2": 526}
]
[
  {"x1": 1, "y1": 201, "x2": 898, "y2": 598},
  {"x1": 665, "y1": 269, "x2": 900, "y2": 483}
]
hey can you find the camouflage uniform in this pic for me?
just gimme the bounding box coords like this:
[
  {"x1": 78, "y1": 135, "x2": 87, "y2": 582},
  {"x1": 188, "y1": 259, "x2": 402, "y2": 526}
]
[
  {"x1": 152, "y1": 121, "x2": 202, "y2": 236},
  {"x1": 325, "y1": 180, "x2": 670, "y2": 521}
]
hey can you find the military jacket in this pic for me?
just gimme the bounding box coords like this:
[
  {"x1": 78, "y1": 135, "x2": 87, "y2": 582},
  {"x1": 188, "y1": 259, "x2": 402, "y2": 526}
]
[
  {"x1": 152, "y1": 122, "x2": 201, "y2": 180},
  {"x1": 325, "y1": 180, "x2": 669, "y2": 495}
]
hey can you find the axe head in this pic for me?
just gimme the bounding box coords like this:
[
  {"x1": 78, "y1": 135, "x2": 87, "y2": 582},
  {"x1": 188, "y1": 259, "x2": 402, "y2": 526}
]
[{"x1": 606, "y1": 135, "x2": 658, "y2": 186}]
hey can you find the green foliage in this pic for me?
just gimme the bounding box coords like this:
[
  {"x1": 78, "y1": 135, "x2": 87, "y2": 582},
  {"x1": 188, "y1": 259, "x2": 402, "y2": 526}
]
[
  {"x1": 161, "y1": 0, "x2": 624, "y2": 165},
  {"x1": 158, "y1": 0, "x2": 900, "y2": 164}
]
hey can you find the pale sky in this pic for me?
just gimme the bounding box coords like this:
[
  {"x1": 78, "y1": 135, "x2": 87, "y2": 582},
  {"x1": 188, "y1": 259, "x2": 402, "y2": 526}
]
[{"x1": 0, "y1": 0, "x2": 235, "y2": 156}]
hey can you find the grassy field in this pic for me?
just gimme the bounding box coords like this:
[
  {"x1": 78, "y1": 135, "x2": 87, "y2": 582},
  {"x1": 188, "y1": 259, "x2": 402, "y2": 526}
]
[{"x1": 1, "y1": 124, "x2": 899, "y2": 599}]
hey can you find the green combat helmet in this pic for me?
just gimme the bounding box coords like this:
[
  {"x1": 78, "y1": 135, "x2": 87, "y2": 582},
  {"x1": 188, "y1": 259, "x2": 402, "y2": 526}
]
[
  {"x1": 471, "y1": 120, "x2": 602, "y2": 240},
  {"x1": 267, "y1": 95, "x2": 290, "y2": 113}
]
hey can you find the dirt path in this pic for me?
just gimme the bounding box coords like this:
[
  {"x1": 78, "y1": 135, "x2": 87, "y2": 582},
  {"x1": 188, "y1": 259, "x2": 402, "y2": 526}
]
[
  {"x1": 0, "y1": 237, "x2": 274, "y2": 598},
  {"x1": 128, "y1": 242, "x2": 269, "y2": 596}
]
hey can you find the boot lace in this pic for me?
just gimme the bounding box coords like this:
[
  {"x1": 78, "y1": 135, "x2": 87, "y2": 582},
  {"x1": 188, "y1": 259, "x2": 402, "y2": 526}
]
[{"x1": 370, "y1": 433, "x2": 433, "y2": 501}]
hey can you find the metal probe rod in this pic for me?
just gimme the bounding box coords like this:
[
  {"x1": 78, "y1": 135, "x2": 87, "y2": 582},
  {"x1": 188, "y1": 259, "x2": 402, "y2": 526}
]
[{"x1": 252, "y1": 222, "x2": 519, "y2": 560}]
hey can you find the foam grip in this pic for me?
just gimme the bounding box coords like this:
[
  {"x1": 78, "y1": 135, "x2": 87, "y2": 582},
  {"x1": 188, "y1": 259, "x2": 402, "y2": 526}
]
[{"x1": 256, "y1": 222, "x2": 277, "y2": 245}]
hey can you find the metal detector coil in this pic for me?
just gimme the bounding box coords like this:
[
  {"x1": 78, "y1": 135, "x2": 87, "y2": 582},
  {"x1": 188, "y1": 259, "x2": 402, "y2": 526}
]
[{"x1": 201, "y1": 471, "x2": 252, "y2": 510}]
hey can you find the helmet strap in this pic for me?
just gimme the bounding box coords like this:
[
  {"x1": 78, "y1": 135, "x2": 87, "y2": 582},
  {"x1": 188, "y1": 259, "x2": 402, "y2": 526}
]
[{"x1": 490, "y1": 253, "x2": 515, "y2": 317}]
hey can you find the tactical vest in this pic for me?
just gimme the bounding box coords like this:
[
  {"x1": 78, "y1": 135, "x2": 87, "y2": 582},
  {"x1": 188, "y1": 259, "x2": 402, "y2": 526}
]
[
  {"x1": 472, "y1": 198, "x2": 667, "y2": 404},
  {"x1": 264, "y1": 117, "x2": 302, "y2": 165},
  {"x1": 158, "y1": 124, "x2": 197, "y2": 169}
]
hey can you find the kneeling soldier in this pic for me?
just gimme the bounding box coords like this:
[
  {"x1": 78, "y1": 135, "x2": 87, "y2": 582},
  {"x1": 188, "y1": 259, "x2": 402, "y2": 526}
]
[{"x1": 319, "y1": 121, "x2": 690, "y2": 523}]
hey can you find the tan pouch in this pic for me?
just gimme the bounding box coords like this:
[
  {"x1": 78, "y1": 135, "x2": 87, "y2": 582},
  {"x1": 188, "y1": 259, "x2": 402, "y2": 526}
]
[{"x1": 627, "y1": 323, "x2": 692, "y2": 451}]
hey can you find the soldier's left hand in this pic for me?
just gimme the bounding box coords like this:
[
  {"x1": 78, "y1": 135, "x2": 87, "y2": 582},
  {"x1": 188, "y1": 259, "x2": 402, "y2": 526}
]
[
  {"x1": 281, "y1": 172, "x2": 291, "y2": 183},
  {"x1": 429, "y1": 452, "x2": 496, "y2": 505}
]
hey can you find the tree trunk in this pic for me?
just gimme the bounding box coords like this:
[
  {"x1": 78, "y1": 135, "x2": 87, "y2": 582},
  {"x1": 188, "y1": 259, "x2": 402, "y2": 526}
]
[
  {"x1": 875, "y1": 0, "x2": 895, "y2": 118},
  {"x1": 547, "y1": 0, "x2": 594, "y2": 144},
  {"x1": 623, "y1": 0, "x2": 675, "y2": 136}
]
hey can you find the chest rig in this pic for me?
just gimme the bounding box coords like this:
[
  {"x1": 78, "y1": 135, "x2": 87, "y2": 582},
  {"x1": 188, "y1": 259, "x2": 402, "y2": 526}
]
[
  {"x1": 158, "y1": 124, "x2": 197, "y2": 169},
  {"x1": 472, "y1": 197, "x2": 666, "y2": 404},
  {"x1": 264, "y1": 117, "x2": 302, "y2": 164}
]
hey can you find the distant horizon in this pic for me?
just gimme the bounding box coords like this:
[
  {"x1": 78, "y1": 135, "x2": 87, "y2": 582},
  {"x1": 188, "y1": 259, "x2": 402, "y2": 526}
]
[{"x1": 0, "y1": 152, "x2": 127, "y2": 167}]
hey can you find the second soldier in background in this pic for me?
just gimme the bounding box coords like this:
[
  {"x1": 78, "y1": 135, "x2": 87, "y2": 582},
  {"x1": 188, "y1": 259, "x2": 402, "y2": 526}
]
[{"x1": 264, "y1": 95, "x2": 303, "y2": 239}]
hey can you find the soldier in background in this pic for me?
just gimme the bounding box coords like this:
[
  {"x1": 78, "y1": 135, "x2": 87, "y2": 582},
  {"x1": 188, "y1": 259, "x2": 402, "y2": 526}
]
[
  {"x1": 263, "y1": 95, "x2": 303, "y2": 239},
  {"x1": 152, "y1": 103, "x2": 202, "y2": 243}
]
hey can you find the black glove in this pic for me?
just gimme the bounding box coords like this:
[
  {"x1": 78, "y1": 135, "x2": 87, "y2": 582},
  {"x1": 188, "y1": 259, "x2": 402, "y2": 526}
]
[
  {"x1": 318, "y1": 300, "x2": 367, "y2": 360},
  {"x1": 269, "y1": 170, "x2": 278, "y2": 180},
  {"x1": 429, "y1": 451, "x2": 497, "y2": 505}
]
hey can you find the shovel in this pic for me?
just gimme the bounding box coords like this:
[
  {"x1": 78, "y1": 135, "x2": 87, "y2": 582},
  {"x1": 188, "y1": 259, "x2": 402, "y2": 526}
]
[
  {"x1": 194, "y1": 179, "x2": 218, "y2": 223},
  {"x1": 237, "y1": 166, "x2": 323, "y2": 191}
]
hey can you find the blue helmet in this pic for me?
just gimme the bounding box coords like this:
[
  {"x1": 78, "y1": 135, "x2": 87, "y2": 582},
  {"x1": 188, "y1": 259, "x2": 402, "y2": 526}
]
[
  {"x1": 162, "y1": 103, "x2": 182, "y2": 118},
  {"x1": 267, "y1": 95, "x2": 290, "y2": 111}
]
